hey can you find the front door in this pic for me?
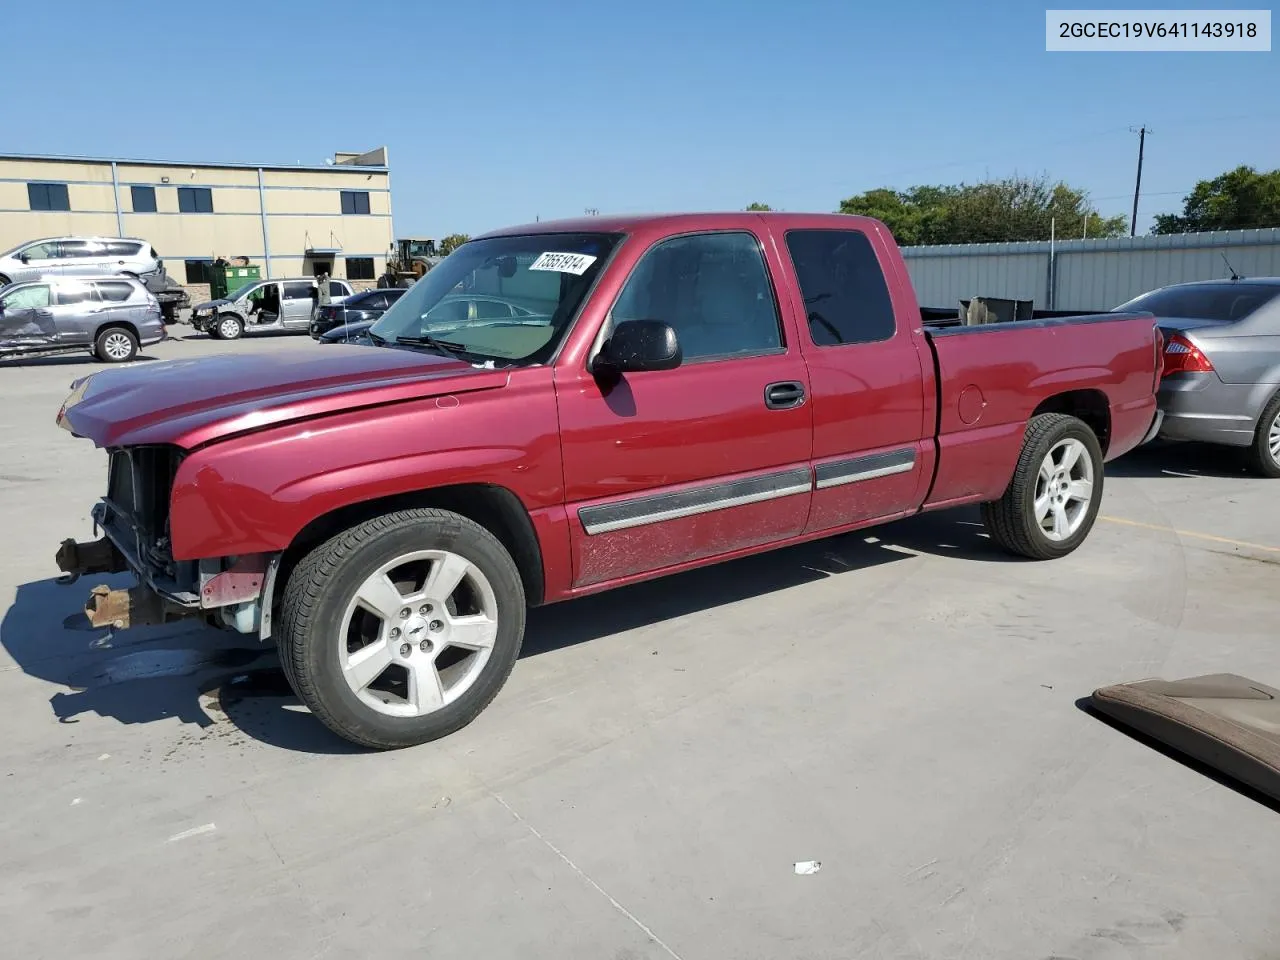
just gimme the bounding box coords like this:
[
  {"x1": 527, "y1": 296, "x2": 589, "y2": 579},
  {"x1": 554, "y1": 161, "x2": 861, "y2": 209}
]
[
  {"x1": 281, "y1": 281, "x2": 316, "y2": 327},
  {"x1": 555, "y1": 229, "x2": 814, "y2": 589},
  {"x1": 0, "y1": 283, "x2": 57, "y2": 349}
]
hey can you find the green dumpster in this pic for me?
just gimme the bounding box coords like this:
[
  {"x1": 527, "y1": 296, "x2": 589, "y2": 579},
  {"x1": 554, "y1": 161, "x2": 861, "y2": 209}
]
[{"x1": 211, "y1": 263, "x2": 261, "y2": 300}]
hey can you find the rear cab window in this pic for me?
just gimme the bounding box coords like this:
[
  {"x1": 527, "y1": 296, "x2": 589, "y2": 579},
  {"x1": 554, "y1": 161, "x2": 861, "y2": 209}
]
[{"x1": 784, "y1": 230, "x2": 896, "y2": 346}]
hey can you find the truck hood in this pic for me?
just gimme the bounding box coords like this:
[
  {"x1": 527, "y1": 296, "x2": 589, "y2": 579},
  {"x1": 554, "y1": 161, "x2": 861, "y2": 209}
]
[{"x1": 56, "y1": 344, "x2": 507, "y2": 449}]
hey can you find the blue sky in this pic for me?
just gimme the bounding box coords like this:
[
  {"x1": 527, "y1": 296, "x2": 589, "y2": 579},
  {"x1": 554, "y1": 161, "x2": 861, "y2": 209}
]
[{"x1": 9, "y1": 0, "x2": 1278, "y2": 236}]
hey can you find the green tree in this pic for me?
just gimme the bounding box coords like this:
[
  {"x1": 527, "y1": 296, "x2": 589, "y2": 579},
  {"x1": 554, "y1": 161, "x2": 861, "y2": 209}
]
[
  {"x1": 440, "y1": 233, "x2": 471, "y2": 255},
  {"x1": 745, "y1": 202, "x2": 773, "y2": 211},
  {"x1": 838, "y1": 176, "x2": 1125, "y2": 245},
  {"x1": 1152, "y1": 165, "x2": 1280, "y2": 234}
]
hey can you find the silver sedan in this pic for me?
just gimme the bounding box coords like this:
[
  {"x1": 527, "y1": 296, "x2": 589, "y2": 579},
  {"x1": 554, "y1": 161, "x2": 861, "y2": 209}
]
[{"x1": 1115, "y1": 278, "x2": 1280, "y2": 477}]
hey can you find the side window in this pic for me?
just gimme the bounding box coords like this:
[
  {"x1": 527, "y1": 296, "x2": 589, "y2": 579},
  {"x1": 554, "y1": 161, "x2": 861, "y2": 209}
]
[
  {"x1": 329, "y1": 280, "x2": 348, "y2": 297},
  {"x1": 283, "y1": 281, "x2": 314, "y2": 300},
  {"x1": 784, "y1": 230, "x2": 896, "y2": 346},
  {"x1": 56, "y1": 282, "x2": 98, "y2": 305},
  {"x1": 60, "y1": 240, "x2": 105, "y2": 259},
  {"x1": 611, "y1": 232, "x2": 782, "y2": 362},
  {"x1": 106, "y1": 241, "x2": 142, "y2": 257},
  {"x1": 94, "y1": 281, "x2": 135, "y2": 302},
  {"x1": 21, "y1": 241, "x2": 59, "y2": 261},
  {"x1": 4, "y1": 285, "x2": 52, "y2": 310},
  {"x1": 473, "y1": 299, "x2": 511, "y2": 320}
]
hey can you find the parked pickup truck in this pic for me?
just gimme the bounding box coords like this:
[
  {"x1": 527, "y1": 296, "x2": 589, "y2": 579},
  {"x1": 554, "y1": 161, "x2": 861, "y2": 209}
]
[{"x1": 53, "y1": 213, "x2": 1163, "y2": 750}]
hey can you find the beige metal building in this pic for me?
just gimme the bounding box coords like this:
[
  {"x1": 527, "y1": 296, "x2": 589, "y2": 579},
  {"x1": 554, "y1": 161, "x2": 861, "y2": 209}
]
[{"x1": 0, "y1": 147, "x2": 395, "y2": 298}]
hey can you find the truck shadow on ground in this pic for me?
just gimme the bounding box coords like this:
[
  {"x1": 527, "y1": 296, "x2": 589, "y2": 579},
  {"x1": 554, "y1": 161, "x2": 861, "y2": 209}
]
[
  {"x1": 1107, "y1": 440, "x2": 1260, "y2": 480},
  {"x1": 1, "y1": 506, "x2": 1011, "y2": 753}
]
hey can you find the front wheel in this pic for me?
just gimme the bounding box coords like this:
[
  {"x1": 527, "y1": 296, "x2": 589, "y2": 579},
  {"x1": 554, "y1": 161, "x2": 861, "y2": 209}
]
[
  {"x1": 981, "y1": 413, "x2": 1104, "y2": 560},
  {"x1": 215, "y1": 314, "x2": 244, "y2": 340},
  {"x1": 1246, "y1": 393, "x2": 1280, "y2": 478},
  {"x1": 277, "y1": 508, "x2": 526, "y2": 749},
  {"x1": 94, "y1": 327, "x2": 139, "y2": 363}
]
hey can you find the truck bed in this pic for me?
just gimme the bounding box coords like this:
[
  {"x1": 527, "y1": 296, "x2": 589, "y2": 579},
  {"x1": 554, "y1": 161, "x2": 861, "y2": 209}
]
[{"x1": 920, "y1": 310, "x2": 1161, "y2": 508}]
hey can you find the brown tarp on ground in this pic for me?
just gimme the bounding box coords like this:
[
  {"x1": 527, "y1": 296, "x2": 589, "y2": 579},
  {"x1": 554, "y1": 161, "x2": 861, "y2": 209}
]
[{"x1": 1090, "y1": 674, "x2": 1280, "y2": 805}]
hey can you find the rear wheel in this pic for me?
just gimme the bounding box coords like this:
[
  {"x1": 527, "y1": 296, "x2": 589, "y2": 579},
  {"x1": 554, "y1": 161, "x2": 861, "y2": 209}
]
[
  {"x1": 94, "y1": 327, "x2": 138, "y2": 363},
  {"x1": 0, "y1": 275, "x2": 10, "y2": 288},
  {"x1": 277, "y1": 508, "x2": 526, "y2": 749},
  {"x1": 216, "y1": 314, "x2": 243, "y2": 340},
  {"x1": 981, "y1": 413, "x2": 1104, "y2": 560},
  {"x1": 1246, "y1": 392, "x2": 1280, "y2": 478}
]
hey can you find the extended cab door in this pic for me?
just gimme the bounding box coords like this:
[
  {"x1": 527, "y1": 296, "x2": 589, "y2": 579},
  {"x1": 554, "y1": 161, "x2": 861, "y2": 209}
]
[
  {"x1": 556, "y1": 229, "x2": 813, "y2": 588},
  {"x1": 770, "y1": 225, "x2": 934, "y2": 533}
]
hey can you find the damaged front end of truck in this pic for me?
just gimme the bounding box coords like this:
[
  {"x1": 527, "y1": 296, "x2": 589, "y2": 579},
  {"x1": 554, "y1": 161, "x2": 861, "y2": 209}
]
[{"x1": 54, "y1": 443, "x2": 279, "y2": 639}]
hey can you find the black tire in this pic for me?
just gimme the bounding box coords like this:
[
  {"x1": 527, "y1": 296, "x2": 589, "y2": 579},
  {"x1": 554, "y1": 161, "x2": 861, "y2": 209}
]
[
  {"x1": 981, "y1": 413, "x2": 1105, "y2": 560},
  {"x1": 277, "y1": 508, "x2": 526, "y2": 750},
  {"x1": 94, "y1": 326, "x2": 139, "y2": 363},
  {"x1": 1246, "y1": 392, "x2": 1280, "y2": 478},
  {"x1": 215, "y1": 313, "x2": 243, "y2": 340}
]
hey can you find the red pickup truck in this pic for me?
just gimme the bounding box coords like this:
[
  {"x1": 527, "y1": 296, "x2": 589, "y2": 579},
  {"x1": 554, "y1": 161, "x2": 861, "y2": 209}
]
[{"x1": 54, "y1": 213, "x2": 1162, "y2": 749}]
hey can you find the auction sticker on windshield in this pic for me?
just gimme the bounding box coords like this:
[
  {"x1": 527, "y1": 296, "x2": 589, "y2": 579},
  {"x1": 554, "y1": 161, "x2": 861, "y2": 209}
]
[{"x1": 529, "y1": 252, "x2": 598, "y2": 275}]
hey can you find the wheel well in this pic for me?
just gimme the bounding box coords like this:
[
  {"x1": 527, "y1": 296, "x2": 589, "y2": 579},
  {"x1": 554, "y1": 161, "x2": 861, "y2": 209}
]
[
  {"x1": 96, "y1": 320, "x2": 140, "y2": 342},
  {"x1": 1033, "y1": 390, "x2": 1111, "y2": 453},
  {"x1": 277, "y1": 484, "x2": 545, "y2": 608}
]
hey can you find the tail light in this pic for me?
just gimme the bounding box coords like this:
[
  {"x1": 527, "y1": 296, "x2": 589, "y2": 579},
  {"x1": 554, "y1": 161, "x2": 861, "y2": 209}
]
[{"x1": 1162, "y1": 332, "x2": 1214, "y2": 376}]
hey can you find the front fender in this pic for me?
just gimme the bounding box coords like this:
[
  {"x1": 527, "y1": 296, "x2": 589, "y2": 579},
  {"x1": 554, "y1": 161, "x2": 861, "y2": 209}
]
[{"x1": 167, "y1": 372, "x2": 564, "y2": 560}]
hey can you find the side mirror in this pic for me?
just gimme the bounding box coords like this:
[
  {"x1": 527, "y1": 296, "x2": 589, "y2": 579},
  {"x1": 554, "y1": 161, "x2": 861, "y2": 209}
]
[
  {"x1": 594, "y1": 319, "x2": 681, "y2": 378},
  {"x1": 19, "y1": 254, "x2": 30, "y2": 263}
]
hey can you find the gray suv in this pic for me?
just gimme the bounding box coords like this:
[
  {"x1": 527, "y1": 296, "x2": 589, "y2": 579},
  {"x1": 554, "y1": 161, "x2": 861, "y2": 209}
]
[
  {"x1": 0, "y1": 277, "x2": 165, "y2": 363},
  {"x1": 0, "y1": 237, "x2": 163, "y2": 287}
]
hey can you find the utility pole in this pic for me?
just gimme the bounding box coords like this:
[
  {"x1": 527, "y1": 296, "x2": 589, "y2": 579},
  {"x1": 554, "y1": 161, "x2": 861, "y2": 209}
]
[{"x1": 1129, "y1": 125, "x2": 1150, "y2": 237}]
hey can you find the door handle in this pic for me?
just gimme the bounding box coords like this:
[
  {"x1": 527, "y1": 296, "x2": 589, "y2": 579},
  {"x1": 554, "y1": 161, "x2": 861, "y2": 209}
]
[{"x1": 764, "y1": 381, "x2": 806, "y2": 410}]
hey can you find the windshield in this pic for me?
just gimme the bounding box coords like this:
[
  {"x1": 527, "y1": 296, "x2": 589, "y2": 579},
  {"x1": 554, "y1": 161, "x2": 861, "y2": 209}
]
[
  {"x1": 1115, "y1": 284, "x2": 1280, "y2": 323},
  {"x1": 370, "y1": 232, "x2": 622, "y2": 364}
]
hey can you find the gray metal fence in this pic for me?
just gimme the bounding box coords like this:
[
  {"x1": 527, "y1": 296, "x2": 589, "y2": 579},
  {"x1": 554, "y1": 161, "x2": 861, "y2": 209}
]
[{"x1": 900, "y1": 228, "x2": 1280, "y2": 313}]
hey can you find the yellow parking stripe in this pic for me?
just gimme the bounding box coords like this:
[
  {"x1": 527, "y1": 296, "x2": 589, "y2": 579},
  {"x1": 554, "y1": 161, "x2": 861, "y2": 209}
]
[{"x1": 1100, "y1": 515, "x2": 1280, "y2": 554}]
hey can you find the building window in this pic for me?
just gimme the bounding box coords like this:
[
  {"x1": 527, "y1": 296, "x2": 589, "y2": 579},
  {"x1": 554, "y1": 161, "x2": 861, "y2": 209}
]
[
  {"x1": 185, "y1": 259, "x2": 215, "y2": 284},
  {"x1": 345, "y1": 257, "x2": 376, "y2": 280},
  {"x1": 177, "y1": 187, "x2": 214, "y2": 214},
  {"x1": 131, "y1": 185, "x2": 157, "y2": 213},
  {"x1": 341, "y1": 190, "x2": 371, "y2": 215},
  {"x1": 28, "y1": 182, "x2": 71, "y2": 212}
]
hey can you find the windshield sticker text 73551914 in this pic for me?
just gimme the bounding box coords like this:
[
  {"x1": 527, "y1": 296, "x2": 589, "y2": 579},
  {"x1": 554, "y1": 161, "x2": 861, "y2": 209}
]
[{"x1": 528, "y1": 252, "x2": 598, "y2": 275}]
